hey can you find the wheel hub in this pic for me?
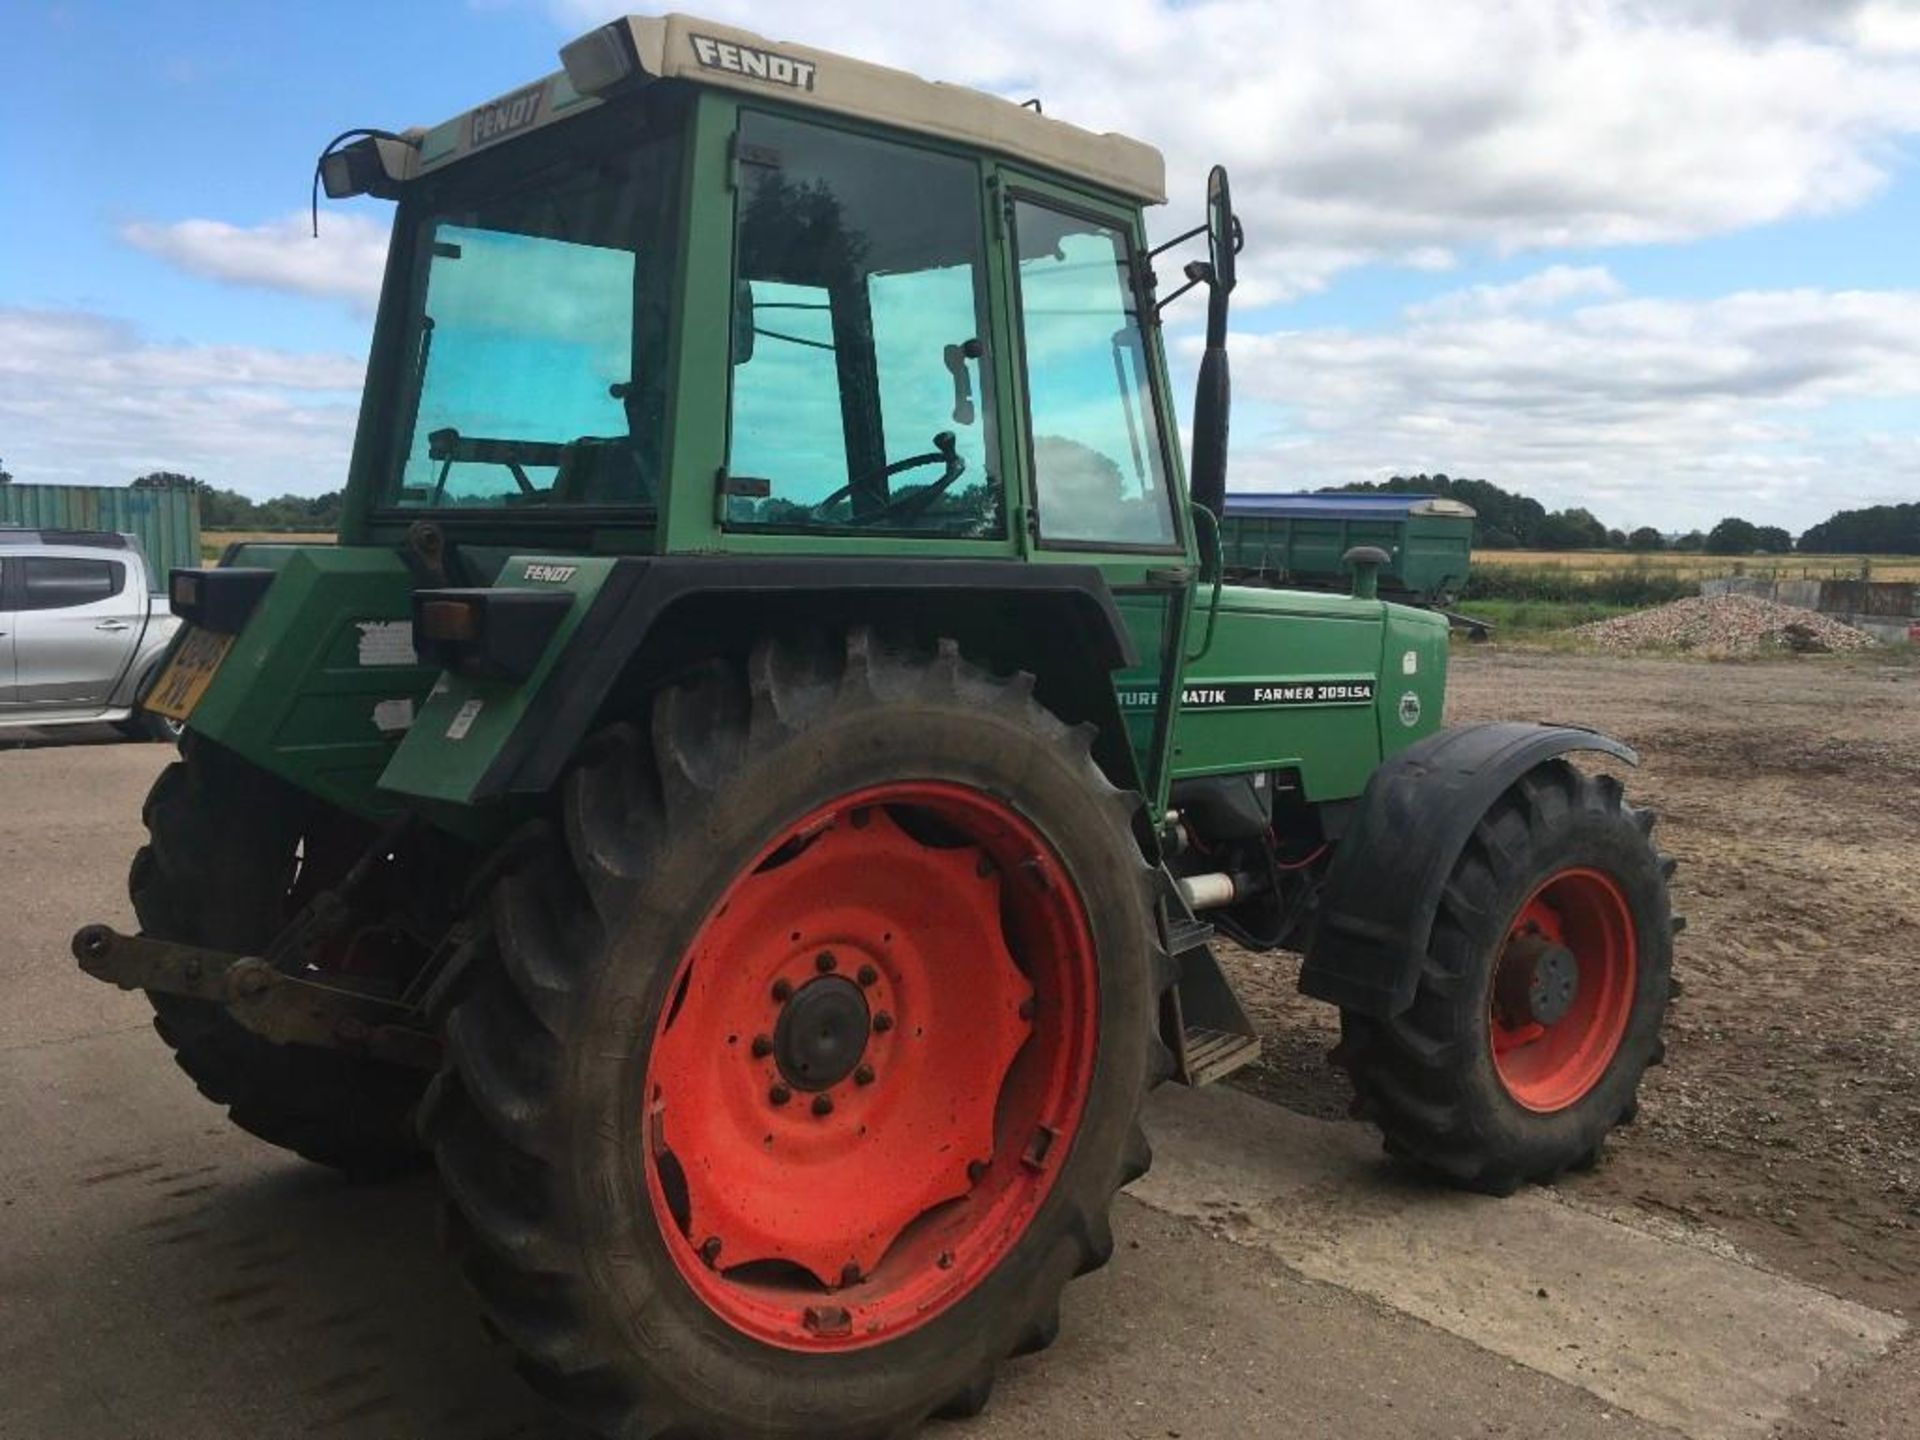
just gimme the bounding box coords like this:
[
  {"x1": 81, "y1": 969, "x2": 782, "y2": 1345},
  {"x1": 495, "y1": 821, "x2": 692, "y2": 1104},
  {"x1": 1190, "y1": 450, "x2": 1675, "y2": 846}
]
[
  {"x1": 1489, "y1": 868, "x2": 1638, "y2": 1113},
  {"x1": 774, "y1": 974, "x2": 871, "y2": 1091},
  {"x1": 1496, "y1": 935, "x2": 1579, "y2": 1026}
]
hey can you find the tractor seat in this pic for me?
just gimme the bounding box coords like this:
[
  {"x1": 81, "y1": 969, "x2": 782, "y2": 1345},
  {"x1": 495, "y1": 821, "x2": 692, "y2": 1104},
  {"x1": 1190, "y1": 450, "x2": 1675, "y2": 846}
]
[{"x1": 551, "y1": 437, "x2": 654, "y2": 506}]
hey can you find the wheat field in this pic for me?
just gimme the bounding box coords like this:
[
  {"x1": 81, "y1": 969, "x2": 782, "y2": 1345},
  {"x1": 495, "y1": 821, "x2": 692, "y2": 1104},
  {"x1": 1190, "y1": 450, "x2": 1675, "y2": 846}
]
[{"x1": 1477, "y1": 549, "x2": 1920, "y2": 582}]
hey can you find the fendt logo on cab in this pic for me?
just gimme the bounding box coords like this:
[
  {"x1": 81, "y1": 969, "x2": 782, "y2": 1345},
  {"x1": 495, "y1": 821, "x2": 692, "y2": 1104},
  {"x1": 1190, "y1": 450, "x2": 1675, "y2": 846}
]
[
  {"x1": 469, "y1": 83, "x2": 546, "y2": 149},
  {"x1": 523, "y1": 564, "x2": 578, "y2": 584},
  {"x1": 690, "y1": 34, "x2": 818, "y2": 91}
]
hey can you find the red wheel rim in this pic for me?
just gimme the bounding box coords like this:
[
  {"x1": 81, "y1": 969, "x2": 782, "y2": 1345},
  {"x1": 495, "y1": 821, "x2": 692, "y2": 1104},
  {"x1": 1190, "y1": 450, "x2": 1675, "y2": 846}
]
[
  {"x1": 1489, "y1": 867, "x2": 1636, "y2": 1113},
  {"x1": 641, "y1": 781, "x2": 1099, "y2": 1351}
]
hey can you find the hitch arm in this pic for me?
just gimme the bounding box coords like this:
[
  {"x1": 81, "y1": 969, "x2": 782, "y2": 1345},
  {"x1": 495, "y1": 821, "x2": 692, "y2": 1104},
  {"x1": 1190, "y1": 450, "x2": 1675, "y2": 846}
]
[{"x1": 72, "y1": 925, "x2": 440, "y2": 1070}]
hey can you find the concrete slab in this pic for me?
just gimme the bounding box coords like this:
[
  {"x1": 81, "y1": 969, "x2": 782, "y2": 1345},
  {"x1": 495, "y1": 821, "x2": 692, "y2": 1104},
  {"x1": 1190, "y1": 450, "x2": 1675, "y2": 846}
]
[
  {"x1": 1130, "y1": 1084, "x2": 1906, "y2": 1440},
  {"x1": 1, "y1": 1025, "x2": 1673, "y2": 1440}
]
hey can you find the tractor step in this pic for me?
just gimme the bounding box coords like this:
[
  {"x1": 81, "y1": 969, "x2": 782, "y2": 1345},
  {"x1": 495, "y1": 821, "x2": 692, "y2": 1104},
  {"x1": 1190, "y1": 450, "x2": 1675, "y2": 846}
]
[{"x1": 1178, "y1": 1025, "x2": 1263, "y2": 1086}]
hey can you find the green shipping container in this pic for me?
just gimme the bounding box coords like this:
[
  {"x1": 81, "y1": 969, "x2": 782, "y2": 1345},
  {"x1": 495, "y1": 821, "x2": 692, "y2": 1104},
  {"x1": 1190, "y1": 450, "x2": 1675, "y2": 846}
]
[
  {"x1": 1218, "y1": 492, "x2": 1476, "y2": 607},
  {"x1": 0, "y1": 484, "x2": 201, "y2": 589}
]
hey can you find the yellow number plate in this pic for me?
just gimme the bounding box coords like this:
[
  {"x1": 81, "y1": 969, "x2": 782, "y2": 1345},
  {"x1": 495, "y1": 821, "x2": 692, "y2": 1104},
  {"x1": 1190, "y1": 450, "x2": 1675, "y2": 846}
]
[{"x1": 145, "y1": 627, "x2": 237, "y2": 722}]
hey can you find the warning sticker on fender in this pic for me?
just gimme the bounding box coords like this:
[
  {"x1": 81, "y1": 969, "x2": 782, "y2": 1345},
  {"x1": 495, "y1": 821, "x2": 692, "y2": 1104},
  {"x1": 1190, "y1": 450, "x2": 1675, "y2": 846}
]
[{"x1": 446, "y1": 697, "x2": 484, "y2": 740}]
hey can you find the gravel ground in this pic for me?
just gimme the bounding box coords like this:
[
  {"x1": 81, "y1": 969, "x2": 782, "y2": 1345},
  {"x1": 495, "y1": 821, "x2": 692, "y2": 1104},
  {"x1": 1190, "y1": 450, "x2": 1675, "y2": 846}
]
[
  {"x1": 1571, "y1": 594, "x2": 1878, "y2": 654},
  {"x1": 1221, "y1": 644, "x2": 1920, "y2": 1315}
]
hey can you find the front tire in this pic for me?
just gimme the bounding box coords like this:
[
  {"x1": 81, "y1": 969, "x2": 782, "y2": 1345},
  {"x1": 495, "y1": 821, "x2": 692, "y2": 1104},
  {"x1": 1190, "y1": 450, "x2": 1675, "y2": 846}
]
[
  {"x1": 422, "y1": 631, "x2": 1168, "y2": 1440},
  {"x1": 1333, "y1": 760, "x2": 1673, "y2": 1193}
]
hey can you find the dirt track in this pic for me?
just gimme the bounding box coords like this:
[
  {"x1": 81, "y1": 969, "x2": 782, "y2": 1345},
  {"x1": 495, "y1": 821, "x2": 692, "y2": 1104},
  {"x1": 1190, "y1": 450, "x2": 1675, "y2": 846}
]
[{"x1": 1224, "y1": 644, "x2": 1920, "y2": 1315}]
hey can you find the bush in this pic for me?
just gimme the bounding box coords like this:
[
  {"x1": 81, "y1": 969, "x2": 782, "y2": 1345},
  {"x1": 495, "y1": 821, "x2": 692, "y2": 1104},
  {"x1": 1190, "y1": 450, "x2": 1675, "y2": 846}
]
[{"x1": 1461, "y1": 564, "x2": 1694, "y2": 607}]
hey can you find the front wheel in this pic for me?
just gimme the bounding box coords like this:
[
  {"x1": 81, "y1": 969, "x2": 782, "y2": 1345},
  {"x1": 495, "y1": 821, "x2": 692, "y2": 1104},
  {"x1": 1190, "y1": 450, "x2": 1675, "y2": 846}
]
[
  {"x1": 422, "y1": 631, "x2": 1168, "y2": 1439},
  {"x1": 1333, "y1": 759, "x2": 1674, "y2": 1193}
]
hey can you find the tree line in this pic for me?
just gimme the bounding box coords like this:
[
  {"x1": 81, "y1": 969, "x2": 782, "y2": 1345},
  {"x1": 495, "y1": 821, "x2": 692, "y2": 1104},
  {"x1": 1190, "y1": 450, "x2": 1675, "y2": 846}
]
[
  {"x1": 1330, "y1": 475, "x2": 1913, "y2": 555},
  {"x1": 4, "y1": 464, "x2": 1913, "y2": 554},
  {"x1": 127, "y1": 471, "x2": 346, "y2": 532}
]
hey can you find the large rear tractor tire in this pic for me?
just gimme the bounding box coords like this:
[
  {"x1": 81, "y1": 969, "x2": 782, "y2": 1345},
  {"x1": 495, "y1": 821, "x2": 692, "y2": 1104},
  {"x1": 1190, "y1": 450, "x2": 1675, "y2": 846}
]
[
  {"x1": 1333, "y1": 760, "x2": 1674, "y2": 1194},
  {"x1": 129, "y1": 737, "x2": 428, "y2": 1178},
  {"x1": 421, "y1": 630, "x2": 1169, "y2": 1440}
]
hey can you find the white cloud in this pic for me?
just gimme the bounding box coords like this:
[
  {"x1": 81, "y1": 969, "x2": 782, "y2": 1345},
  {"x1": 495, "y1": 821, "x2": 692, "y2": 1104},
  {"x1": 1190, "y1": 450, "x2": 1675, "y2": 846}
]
[
  {"x1": 546, "y1": 0, "x2": 1920, "y2": 301},
  {"x1": 1217, "y1": 280, "x2": 1920, "y2": 531},
  {"x1": 0, "y1": 308, "x2": 362, "y2": 496},
  {"x1": 120, "y1": 212, "x2": 389, "y2": 309},
  {"x1": 1407, "y1": 265, "x2": 1626, "y2": 321}
]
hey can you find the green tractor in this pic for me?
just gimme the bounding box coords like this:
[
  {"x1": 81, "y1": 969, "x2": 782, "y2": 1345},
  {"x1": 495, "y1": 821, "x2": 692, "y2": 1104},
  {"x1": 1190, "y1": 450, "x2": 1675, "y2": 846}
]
[{"x1": 74, "y1": 14, "x2": 1676, "y2": 1438}]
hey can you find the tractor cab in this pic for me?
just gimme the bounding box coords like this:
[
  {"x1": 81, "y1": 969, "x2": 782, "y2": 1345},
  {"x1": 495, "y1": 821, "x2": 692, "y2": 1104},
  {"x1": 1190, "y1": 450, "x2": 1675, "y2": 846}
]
[{"x1": 328, "y1": 15, "x2": 1193, "y2": 570}]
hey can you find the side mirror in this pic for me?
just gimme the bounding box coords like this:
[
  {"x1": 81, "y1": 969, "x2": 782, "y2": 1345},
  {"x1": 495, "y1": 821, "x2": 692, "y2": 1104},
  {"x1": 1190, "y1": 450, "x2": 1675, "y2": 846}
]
[
  {"x1": 732, "y1": 280, "x2": 756, "y2": 365},
  {"x1": 1206, "y1": 165, "x2": 1238, "y2": 298}
]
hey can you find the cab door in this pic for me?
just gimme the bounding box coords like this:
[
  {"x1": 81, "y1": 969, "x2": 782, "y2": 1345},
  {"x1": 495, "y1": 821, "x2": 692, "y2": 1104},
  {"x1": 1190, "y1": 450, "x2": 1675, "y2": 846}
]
[
  {"x1": 12, "y1": 554, "x2": 141, "y2": 708},
  {"x1": 993, "y1": 170, "x2": 1196, "y2": 810}
]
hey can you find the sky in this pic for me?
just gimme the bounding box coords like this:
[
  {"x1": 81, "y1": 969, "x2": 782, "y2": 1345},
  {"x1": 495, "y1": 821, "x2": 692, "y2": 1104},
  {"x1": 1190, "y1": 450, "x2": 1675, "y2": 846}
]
[{"x1": 2, "y1": 0, "x2": 1918, "y2": 535}]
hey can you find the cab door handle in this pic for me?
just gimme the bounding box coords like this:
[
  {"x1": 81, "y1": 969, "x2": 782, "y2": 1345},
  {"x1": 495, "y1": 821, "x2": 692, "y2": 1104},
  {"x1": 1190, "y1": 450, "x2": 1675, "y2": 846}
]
[{"x1": 95, "y1": 621, "x2": 132, "y2": 632}]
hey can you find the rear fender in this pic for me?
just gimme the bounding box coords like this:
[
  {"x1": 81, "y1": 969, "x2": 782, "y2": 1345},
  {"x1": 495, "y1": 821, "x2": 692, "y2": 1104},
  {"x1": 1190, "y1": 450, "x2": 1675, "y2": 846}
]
[
  {"x1": 1298, "y1": 722, "x2": 1638, "y2": 1018},
  {"x1": 381, "y1": 556, "x2": 1146, "y2": 811}
]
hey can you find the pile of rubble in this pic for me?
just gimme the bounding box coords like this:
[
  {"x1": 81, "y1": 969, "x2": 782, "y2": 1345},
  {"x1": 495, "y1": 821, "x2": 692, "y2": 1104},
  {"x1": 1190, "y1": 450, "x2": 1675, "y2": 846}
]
[{"x1": 1572, "y1": 594, "x2": 1877, "y2": 655}]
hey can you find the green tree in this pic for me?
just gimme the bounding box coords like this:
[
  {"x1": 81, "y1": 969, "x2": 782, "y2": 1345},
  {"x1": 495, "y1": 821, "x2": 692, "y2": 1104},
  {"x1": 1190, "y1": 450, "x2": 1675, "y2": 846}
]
[
  {"x1": 1798, "y1": 502, "x2": 1920, "y2": 555},
  {"x1": 131, "y1": 471, "x2": 203, "y2": 491},
  {"x1": 1627, "y1": 526, "x2": 1665, "y2": 551},
  {"x1": 1753, "y1": 525, "x2": 1793, "y2": 554},
  {"x1": 1706, "y1": 517, "x2": 1761, "y2": 554},
  {"x1": 0, "y1": 457, "x2": 12, "y2": 485},
  {"x1": 1674, "y1": 530, "x2": 1706, "y2": 552}
]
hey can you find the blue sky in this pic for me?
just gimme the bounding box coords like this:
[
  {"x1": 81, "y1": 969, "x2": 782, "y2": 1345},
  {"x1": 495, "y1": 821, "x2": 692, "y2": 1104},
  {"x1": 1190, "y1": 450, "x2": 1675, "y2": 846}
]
[{"x1": 2, "y1": 0, "x2": 1917, "y2": 535}]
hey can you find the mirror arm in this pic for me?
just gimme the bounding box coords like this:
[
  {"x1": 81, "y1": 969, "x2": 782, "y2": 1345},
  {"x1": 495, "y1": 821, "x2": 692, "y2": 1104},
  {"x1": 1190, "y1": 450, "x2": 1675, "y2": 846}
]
[{"x1": 1146, "y1": 221, "x2": 1208, "y2": 262}]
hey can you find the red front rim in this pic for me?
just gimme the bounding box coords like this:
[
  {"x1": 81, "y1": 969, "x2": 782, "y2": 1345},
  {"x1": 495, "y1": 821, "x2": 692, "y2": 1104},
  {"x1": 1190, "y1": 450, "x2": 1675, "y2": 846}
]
[
  {"x1": 641, "y1": 781, "x2": 1099, "y2": 1351},
  {"x1": 1489, "y1": 867, "x2": 1637, "y2": 1113}
]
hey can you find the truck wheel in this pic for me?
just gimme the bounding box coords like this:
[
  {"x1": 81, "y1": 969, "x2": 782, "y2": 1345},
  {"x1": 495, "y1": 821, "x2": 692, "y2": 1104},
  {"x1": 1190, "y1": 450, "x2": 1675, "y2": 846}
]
[
  {"x1": 1333, "y1": 760, "x2": 1673, "y2": 1194},
  {"x1": 129, "y1": 737, "x2": 427, "y2": 1177},
  {"x1": 422, "y1": 630, "x2": 1167, "y2": 1440},
  {"x1": 117, "y1": 710, "x2": 185, "y2": 744}
]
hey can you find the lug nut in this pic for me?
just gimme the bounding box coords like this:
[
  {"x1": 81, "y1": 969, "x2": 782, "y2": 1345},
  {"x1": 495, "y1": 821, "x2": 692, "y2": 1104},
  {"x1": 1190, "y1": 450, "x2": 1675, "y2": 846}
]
[
  {"x1": 873, "y1": 1011, "x2": 894, "y2": 1033},
  {"x1": 812, "y1": 1094, "x2": 834, "y2": 1117},
  {"x1": 816, "y1": 951, "x2": 837, "y2": 973},
  {"x1": 857, "y1": 964, "x2": 878, "y2": 987},
  {"x1": 840, "y1": 1262, "x2": 862, "y2": 1287},
  {"x1": 769, "y1": 1084, "x2": 792, "y2": 1106},
  {"x1": 854, "y1": 1064, "x2": 875, "y2": 1087},
  {"x1": 772, "y1": 978, "x2": 793, "y2": 1003},
  {"x1": 1018, "y1": 998, "x2": 1035, "y2": 1021},
  {"x1": 751, "y1": 1034, "x2": 773, "y2": 1058},
  {"x1": 700, "y1": 1236, "x2": 722, "y2": 1267},
  {"x1": 967, "y1": 1159, "x2": 987, "y2": 1184}
]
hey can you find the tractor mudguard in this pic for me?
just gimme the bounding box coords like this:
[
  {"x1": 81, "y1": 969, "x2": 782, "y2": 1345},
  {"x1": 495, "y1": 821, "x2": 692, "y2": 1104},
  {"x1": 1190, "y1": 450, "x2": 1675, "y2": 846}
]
[
  {"x1": 412, "y1": 556, "x2": 1141, "y2": 805},
  {"x1": 1298, "y1": 721, "x2": 1638, "y2": 1019}
]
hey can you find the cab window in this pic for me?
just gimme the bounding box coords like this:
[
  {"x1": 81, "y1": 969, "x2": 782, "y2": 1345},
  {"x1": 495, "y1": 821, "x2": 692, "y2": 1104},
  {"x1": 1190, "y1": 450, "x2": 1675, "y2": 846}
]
[
  {"x1": 1011, "y1": 199, "x2": 1177, "y2": 548},
  {"x1": 725, "y1": 113, "x2": 1000, "y2": 536}
]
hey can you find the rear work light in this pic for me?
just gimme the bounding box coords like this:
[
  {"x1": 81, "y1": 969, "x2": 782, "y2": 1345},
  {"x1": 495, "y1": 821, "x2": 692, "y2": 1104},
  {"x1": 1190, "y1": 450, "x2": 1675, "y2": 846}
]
[
  {"x1": 412, "y1": 588, "x2": 573, "y2": 682},
  {"x1": 169, "y1": 567, "x2": 277, "y2": 634}
]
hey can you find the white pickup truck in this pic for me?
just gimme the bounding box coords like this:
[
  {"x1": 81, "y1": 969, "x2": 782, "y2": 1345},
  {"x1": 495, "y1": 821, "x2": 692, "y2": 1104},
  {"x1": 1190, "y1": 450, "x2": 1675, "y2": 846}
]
[{"x1": 0, "y1": 529, "x2": 184, "y2": 741}]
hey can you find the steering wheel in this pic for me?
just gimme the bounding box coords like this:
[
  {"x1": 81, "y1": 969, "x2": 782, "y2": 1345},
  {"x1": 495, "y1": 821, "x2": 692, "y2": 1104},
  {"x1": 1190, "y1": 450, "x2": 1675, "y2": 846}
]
[{"x1": 806, "y1": 432, "x2": 966, "y2": 524}]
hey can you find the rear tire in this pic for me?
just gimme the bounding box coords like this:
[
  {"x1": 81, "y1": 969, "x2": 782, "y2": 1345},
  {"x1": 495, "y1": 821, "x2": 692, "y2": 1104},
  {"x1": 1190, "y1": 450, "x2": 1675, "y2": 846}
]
[
  {"x1": 422, "y1": 630, "x2": 1169, "y2": 1440},
  {"x1": 1333, "y1": 760, "x2": 1673, "y2": 1193},
  {"x1": 129, "y1": 737, "x2": 427, "y2": 1178}
]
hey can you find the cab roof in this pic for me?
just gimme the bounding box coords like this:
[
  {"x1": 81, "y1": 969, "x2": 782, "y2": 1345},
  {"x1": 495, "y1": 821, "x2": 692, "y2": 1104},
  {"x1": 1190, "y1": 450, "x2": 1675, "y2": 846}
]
[{"x1": 397, "y1": 12, "x2": 1166, "y2": 205}]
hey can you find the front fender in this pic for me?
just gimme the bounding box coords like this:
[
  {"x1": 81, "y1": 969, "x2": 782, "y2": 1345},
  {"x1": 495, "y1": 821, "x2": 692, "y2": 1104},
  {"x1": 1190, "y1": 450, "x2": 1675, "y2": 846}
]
[{"x1": 1298, "y1": 722, "x2": 1638, "y2": 1018}]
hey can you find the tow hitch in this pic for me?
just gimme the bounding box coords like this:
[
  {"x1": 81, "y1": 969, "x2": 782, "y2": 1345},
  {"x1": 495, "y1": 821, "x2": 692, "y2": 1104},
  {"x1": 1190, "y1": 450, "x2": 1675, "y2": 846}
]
[{"x1": 71, "y1": 924, "x2": 440, "y2": 1070}]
